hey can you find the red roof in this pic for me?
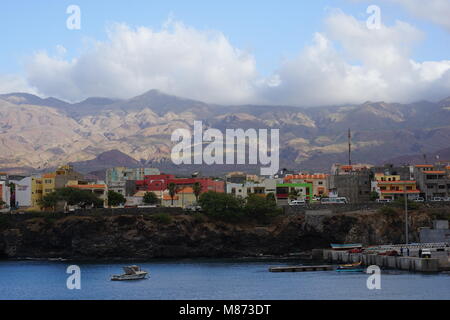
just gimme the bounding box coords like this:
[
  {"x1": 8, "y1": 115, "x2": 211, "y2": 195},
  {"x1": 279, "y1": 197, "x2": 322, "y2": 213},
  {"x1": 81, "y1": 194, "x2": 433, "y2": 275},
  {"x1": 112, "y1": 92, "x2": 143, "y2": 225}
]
[{"x1": 380, "y1": 190, "x2": 420, "y2": 194}]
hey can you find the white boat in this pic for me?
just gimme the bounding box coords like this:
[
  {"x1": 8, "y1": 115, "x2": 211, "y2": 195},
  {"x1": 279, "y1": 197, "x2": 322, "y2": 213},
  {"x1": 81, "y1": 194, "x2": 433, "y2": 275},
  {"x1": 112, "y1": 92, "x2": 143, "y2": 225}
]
[{"x1": 111, "y1": 265, "x2": 149, "y2": 281}]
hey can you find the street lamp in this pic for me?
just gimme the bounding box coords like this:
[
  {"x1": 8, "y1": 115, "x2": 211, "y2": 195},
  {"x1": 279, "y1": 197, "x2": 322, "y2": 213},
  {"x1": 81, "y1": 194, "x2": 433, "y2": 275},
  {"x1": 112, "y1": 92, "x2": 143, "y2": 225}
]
[{"x1": 404, "y1": 182, "x2": 409, "y2": 245}]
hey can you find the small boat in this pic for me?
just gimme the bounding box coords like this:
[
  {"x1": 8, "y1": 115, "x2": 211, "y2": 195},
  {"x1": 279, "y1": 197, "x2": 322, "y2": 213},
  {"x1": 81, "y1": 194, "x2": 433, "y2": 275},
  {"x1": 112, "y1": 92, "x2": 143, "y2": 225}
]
[
  {"x1": 336, "y1": 262, "x2": 364, "y2": 272},
  {"x1": 330, "y1": 243, "x2": 363, "y2": 251},
  {"x1": 111, "y1": 265, "x2": 149, "y2": 281}
]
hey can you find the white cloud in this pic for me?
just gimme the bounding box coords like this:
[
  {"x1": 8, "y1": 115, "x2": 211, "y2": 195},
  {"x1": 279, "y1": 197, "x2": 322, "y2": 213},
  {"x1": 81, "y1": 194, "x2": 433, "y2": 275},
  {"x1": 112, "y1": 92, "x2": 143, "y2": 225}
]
[
  {"x1": 26, "y1": 21, "x2": 259, "y2": 104},
  {"x1": 260, "y1": 10, "x2": 450, "y2": 106},
  {"x1": 14, "y1": 13, "x2": 450, "y2": 106},
  {"x1": 0, "y1": 74, "x2": 35, "y2": 95},
  {"x1": 393, "y1": 0, "x2": 450, "y2": 33}
]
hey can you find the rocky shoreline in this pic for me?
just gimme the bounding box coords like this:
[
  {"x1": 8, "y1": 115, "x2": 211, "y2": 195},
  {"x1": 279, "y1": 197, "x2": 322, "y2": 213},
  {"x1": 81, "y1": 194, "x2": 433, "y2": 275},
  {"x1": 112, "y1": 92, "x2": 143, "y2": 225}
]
[{"x1": 0, "y1": 207, "x2": 443, "y2": 261}]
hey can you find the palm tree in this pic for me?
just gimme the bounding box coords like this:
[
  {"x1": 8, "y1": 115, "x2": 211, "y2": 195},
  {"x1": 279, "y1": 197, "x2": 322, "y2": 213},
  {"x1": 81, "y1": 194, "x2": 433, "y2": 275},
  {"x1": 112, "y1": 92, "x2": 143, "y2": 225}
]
[
  {"x1": 193, "y1": 182, "x2": 202, "y2": 203},
  {"x1": 168, "y1": 182, "x2": 178, "y2": 206}
]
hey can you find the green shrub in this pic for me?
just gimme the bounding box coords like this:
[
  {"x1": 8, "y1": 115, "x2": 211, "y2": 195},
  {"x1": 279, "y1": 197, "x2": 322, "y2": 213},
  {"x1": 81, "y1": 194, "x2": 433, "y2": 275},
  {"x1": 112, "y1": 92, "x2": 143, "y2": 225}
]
[
  {"x1": 150, "y1": 213, "x2": 172, "y2": 224},
  {"x1": 0, "y1": 215, "x2": 11, "y2": 229}
]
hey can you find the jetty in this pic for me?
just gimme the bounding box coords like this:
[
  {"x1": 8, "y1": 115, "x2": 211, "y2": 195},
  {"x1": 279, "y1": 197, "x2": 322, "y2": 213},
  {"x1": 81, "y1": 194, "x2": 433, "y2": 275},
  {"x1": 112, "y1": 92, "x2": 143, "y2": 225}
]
[
  {"x1": 318, "y1": 242, "x2": 450, "y2": 273},
  {"x1": 269, "y1": 265, "x2": 333, "y2": 272}
]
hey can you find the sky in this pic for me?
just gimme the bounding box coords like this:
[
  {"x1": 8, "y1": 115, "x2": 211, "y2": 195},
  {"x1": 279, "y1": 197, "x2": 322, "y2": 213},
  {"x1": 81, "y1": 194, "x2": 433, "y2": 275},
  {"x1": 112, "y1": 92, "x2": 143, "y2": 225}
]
[{"x1": 0, "y1": 0, "x2": 450, "y2": 106}]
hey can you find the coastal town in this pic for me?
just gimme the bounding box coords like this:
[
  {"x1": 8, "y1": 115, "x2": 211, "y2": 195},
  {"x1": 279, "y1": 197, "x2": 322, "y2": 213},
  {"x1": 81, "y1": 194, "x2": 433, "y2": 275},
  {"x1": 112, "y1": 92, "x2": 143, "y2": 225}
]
[{"x1": 1, "y1": 160, "x2": 450, "y2": 212}]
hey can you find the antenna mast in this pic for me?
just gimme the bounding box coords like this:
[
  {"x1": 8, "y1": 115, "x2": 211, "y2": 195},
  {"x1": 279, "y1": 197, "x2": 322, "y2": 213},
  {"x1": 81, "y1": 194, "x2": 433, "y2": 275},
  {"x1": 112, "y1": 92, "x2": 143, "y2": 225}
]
[{"x1": 348, "y1": 128, "x2": 352, "y2": 166}]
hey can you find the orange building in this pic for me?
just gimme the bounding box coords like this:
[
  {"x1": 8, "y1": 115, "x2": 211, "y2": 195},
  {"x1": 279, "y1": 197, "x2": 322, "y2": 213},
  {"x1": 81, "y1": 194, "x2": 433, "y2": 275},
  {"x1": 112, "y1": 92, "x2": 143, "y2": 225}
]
[{"x1": 374, "y1": 174, "x2": 420, "y2": 200}]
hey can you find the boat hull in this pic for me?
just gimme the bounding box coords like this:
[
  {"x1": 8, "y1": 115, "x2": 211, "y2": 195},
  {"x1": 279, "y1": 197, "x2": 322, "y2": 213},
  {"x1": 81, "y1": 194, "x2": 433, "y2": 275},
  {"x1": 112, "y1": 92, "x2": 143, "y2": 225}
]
[
  {"x1": 336, "y1": 268, "x2": 365, "y2": 273},
  {"x1": 330, "y1": 243, "x2": 363, "y2": 251},
  {"x1": 111, "y1": 273, "x2": 148, "y2": 281}
]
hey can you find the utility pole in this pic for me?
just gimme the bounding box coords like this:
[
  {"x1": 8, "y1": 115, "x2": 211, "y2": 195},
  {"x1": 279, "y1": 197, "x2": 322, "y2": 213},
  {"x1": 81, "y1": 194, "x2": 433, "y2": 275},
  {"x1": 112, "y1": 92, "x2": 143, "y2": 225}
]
[
  {"x1": 348, "y1": 129, "x2": 352, "y2": 166},
  {"x1": 404, "y1": 182, "x2": 409, "y2": 245}
]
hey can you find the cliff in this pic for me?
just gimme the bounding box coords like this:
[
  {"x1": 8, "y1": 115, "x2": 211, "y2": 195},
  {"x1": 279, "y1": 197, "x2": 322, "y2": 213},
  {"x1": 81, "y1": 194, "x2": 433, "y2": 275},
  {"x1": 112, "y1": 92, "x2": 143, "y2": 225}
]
[{"x1": 0, "y1": 207, "x2": 446, "y2": 260}]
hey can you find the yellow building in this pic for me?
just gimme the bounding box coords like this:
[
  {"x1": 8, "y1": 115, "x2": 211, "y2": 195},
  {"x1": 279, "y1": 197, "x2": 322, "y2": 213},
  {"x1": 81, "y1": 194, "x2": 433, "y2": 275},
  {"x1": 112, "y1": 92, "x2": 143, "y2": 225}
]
[
  {"x1": 374, "y1": 173, "x2": 420, "y2": 200},
  {"x1": 30, "y1": 176, "x2": 43, "y2": 210},
  {"x1": 29, "y1": 165, "x2": 84, "y2": 211}
]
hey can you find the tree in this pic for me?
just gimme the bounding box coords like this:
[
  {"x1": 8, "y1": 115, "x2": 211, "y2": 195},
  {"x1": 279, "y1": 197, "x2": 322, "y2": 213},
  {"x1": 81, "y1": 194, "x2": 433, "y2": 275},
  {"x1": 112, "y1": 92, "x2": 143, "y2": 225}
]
[
  {"x1": 143, "y1": 192, "x2": 159, "y2": 205},
  {"x1": 193, "y1": 182, "x2": 202, "y2": 202},
  {"x1": 266, "y1": 193, "x2": 276, "y2": 203},
  {"x1": 244, "y1": 194, "x2": 281, "y2": 221},
  {"x1": 38, "y1": 192, "x2": 59, "y2": 211},
  {"x1": 56, "y1": 187, "x2": 103, "y2": 209},
  {"x1": 198, "y1": 191, "x2": 244, "y2": 222},
  {"x1": 288, "y1": 188, "x2": 300, "y2": 200},
  {"x1": 108, "y1": 190, "x2": 126, "y2": 207},
  {"x1": 168, "y1": 183, "x2": 178, "y2": 206},
  {"x1": 370, "y1": 191, "x2": 379, "y2": 201}
]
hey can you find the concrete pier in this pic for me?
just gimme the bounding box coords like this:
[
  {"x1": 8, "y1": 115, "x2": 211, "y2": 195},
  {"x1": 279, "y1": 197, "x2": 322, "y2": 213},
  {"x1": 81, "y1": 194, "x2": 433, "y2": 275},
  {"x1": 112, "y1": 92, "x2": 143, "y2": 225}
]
[
  {"x1": 269, "y1": 265, "x2": 334, "y2": 272},
  {"x1": 321, "y1": 249, "x2": 445, "y2": 273}
]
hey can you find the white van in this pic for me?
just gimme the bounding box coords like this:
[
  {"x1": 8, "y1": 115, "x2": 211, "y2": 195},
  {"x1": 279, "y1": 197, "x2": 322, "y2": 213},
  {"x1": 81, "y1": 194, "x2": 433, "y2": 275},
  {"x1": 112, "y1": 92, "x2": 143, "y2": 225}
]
[
  {"x1": 289, "y1": 199, "x2": 306, "y2": 206},
  {"x1": 321, "y1": 197, "x2": 347, "y2": 204}
]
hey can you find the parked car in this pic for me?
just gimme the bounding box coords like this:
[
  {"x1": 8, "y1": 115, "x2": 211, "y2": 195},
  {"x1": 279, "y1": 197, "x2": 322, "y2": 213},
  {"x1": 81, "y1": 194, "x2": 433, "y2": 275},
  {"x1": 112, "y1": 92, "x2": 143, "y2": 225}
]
[
  {"x1": 413, "y1": 197, "x2": 425, "y2": 202},
  {"x1": 421, "y1": 249, "x2": 432, "y2": 258},
  {"x1": 376, "y1": 199, "x2": 393, "y2": 203},
  {"x1": 444, "y1": 197, "x2": 450, "y2": 202},
  {"x1": 184, "y1": 205, "x2": 202, "y2": 212},
  {"x1": 321, "y1": 197, "x2": 347, "y2": 204},
  {"x1": 289, "y1": 199, "x2": 306, "y2": 206},
  {"x1": 430, "y1": 197, "x2": 445, "y2": 202}
]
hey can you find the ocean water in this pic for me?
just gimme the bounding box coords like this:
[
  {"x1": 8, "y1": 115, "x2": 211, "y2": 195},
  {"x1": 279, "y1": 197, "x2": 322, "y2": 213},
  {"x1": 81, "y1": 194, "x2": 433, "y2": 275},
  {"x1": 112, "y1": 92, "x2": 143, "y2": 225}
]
[{"x1": 0, "y1": 259, "x2": 449, "y2": 300}]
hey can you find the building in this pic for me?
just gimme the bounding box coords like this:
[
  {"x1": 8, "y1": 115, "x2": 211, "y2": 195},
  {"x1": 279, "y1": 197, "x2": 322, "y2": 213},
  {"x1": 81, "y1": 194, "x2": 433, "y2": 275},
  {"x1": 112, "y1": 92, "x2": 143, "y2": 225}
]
[
  {"x1": 372, "y1": 173, "x2": 420, "y2": 200},
  {"x1": 284, "y1": 174, "x2": 329, "y2": 197},
  {"x1": 106, "y1": 167, "x2": 160, "y2": 195},
  {"x1": 420, "y1": 220, "x2": 450, "y2": 243},
  {"x1": 42, "y1": 165, "x2": 84, "y2": 196},
  {"x1": 161, "y1": 187, "x2": 198, "y2": 208},
  {"x1": 135, "y1": 174, "x2": 176, "y2": 192},
  {"x1": 9, "y1": 176, "x2": 32, "y2": 208},
  {"x1": 30, "y1": 176, "x2": 43, "y2": 210},
  {"x1": 0, "y1": 181, "x2": 11, "y2": 211},
  {"x1": 108, "y1": 180, "x2": 137, "y2": 197},
  {"x1": 371, "y1": 164, "x2": 414, "y2": 181},
  {"x1": 331, "y1": 163, "x2": 373, "y2": 175},
  {"x1": 328, "y1": 166, "x2": 372, "y2": 203},
  {"x1": 414, "y1": 164, "x2": 450, "y2": 200},
  {"x1": 106, "y1": 167, "x2": 161, "y2": 184},
  {"x1": 136, "y1": 175, "x2": 224, "y2": 194},
  {"x1": 227, "y1": 178, "x2": 278, "y2": 198},
  {"x1": 276, "y1": 182, "x2": 313, "y2": 203},
  {"x1": 66, "y1": 180, "x2": 108, "y2": 207}
]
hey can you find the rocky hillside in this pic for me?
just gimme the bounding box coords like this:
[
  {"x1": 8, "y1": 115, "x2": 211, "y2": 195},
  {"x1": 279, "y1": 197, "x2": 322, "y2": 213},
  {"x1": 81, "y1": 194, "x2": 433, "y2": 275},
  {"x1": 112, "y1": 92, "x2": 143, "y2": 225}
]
[
  {"x1": 1, "y1": 90, "x2": 450, "y2": 174},
  {"x1": 0, "y1": 207, "x2": 445, "y2": 260}
]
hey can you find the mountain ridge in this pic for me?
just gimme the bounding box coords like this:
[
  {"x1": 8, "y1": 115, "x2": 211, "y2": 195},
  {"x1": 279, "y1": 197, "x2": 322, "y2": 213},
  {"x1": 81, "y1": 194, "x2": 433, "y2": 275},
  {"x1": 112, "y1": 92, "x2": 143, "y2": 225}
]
[{"x1": 1, "y1": 89, "x2": 450, "y2": 174}]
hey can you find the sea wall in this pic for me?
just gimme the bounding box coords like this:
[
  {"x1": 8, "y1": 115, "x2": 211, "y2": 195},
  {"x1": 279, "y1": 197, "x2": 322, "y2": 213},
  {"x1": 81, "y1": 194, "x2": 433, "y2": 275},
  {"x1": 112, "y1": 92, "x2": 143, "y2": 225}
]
[{"x1": 0, "y1": 207, "x2": 446, "y2": 260}]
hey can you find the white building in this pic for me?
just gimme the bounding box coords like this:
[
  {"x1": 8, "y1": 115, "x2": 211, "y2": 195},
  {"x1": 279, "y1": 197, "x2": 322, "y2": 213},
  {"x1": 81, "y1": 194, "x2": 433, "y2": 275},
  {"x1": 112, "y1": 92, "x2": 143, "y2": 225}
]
[
  {"x1": 226, "y1": 178, "x2": 278, "y2": 198},
  {"x1": 0, "y1": 181, "x2": 11, "y2": 212},
  {"x1": 10, "y1": 177, "x2": 32, "y2": 208}
]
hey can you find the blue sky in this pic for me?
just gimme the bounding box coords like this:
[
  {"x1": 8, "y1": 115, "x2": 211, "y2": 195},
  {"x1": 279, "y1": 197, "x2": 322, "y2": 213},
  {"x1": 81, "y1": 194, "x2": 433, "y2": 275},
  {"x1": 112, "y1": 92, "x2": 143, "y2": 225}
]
[{"x1": 1, "y1": 0, "x2": 450, "y2": 106}]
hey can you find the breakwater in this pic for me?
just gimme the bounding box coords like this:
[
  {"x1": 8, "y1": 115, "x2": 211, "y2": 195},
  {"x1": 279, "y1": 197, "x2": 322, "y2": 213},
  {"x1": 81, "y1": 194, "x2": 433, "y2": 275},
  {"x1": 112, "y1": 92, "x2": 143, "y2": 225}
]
[{"x1": 320, "y1": 245, "x2": 450, "y2": 273}]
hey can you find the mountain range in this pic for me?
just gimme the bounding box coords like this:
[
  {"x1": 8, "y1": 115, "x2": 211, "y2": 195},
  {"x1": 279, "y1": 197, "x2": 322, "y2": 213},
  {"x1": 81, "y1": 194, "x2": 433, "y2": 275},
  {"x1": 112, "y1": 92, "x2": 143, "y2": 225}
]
[{"x1": 1, "y1": 89, "x2": 450, "y2": 176}]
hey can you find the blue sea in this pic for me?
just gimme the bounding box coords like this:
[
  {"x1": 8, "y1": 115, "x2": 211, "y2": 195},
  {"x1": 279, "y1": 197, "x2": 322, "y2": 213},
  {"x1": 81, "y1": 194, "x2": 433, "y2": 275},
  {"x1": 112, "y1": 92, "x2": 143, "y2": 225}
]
[{"x1": 0, "y1": 259, "x2": 449, "y2": 300}]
